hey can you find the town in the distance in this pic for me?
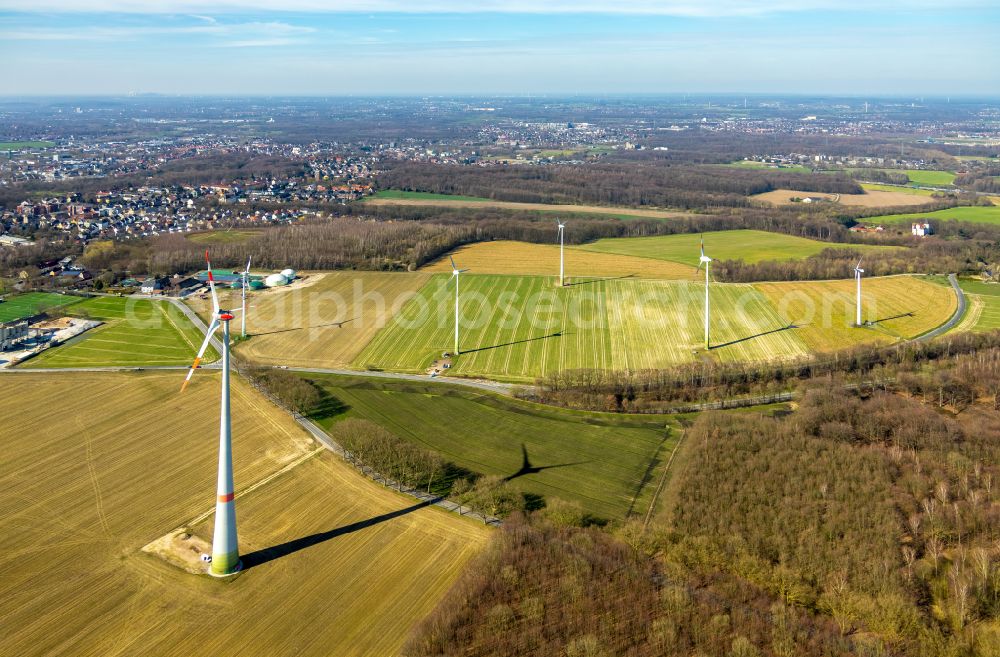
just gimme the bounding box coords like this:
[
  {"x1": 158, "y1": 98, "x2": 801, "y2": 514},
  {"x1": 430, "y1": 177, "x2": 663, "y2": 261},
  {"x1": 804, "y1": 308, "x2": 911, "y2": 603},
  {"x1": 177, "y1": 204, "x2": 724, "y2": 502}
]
[{"x1": 3, "y1": 3, "x2": 1000, "y2": 656}]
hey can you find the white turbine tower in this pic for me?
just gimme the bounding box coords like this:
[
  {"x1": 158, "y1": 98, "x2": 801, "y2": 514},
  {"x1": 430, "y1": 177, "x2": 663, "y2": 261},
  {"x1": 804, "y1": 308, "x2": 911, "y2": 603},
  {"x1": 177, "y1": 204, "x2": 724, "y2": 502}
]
[
  {"x1": 556, "y1": 220, "x2": 566, "y2": 286},
  {"x1": 182, "y1": 250, "x2": 241, "y2": 577},
  {"x1": 697, "y1": 236, "x2": 712, "y2": 350},
  {"x1": 240, "y1": 256, "x2": 251, "y2": 338},
  {"x1": 450, "y1": 256, "x2": 469, "y2": 355},
  {"x1": 854, "y1": 258, "x2": 865, "y2": 327}
]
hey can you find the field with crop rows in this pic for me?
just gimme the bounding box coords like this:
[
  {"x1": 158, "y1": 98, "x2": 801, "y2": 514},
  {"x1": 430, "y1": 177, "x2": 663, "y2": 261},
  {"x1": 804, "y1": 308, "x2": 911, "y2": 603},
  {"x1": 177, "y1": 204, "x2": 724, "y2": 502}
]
[
  {"x1": 421, "y1": 240, "x2": 696, "y2": 279},
  {"x1": 355, "y1": 274, "x2": 811, "y2": 381},
  {"x1": 578, "y1": 229, "x2": 898, "y2": 266},
  {"x1": 187, "y1": 271, "x2": 430, "y2": 369},
  {"x1": 754, "y1": 275, "x2": 957, "y2": 351},
  {"x1": 867, "y1": 205, "x2": 1000, "y2": 226},
  {"x1": 305, "y1": 373, "x2": 675, "y2": 520},
  {"x1": 0, "y1": 371, "x2": 488, "y2": 657},
  {"x1": 0, "y1": 291, "x2": 83, "y2": 322},
  {"x1": 23, "y1": 296, "x2": 216, "y2": 368}
]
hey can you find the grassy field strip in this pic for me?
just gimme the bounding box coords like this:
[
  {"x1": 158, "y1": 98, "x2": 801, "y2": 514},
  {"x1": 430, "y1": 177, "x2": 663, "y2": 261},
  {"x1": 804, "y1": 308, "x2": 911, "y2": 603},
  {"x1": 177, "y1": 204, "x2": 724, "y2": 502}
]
[
  {"x1": 579, "y1": 229, "x2": 899, "y2": 266},
  {"x1": 0, "y1": 371, "x2": 488, "y2": 657},
  {"x1": 421, "y1": 240, "x2": 697, "y2": 279},
  {"x1": 364, "y1": 195, "x2": 691, "y2": 219},
  {"x1": 22, "y1": 296, "x2": 216, "y2": 368},
  {"x1": 0, "y1": 292, "x2": 84, "y2": 322},
  {"x1": 866, "y1": 205, "x2": 1000, "y2": 226},
  {"x1": 860, "y1": 183, "x2": 936, "y2": 196},
  {"x1": 954, "y1": 294, "x2": 984, "y2": 332},
  {"x1": 754, "y1": 276, "x2": 957, "y2": 351},
  {"x1": 306, "y1": 374, "x2": 674, "y2": 519},
  {"x1": 187, "y1": 271, "x2": 430, "y2": 369}
]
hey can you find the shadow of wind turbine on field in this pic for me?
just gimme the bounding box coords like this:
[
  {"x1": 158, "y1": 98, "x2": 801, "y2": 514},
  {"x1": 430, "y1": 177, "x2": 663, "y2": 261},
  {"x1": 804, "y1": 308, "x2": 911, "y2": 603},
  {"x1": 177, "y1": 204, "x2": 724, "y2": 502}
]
[
  {"x1": 563, "y1": 273, "x2": 636, "y2": 287},
  {"x1": 709, "y1": 324, "x2": 799, "y2": 350},
  {"x1": 460, "y1": 331, "x2": 566, "y2": 355},
  {"x1": 239, "y1": 498, "x2": 438, "y2": 570},
  {"x1": 252, "y1": 318, "x2": 358, "y2": 336},
  {"x1": 503, "y1": 444, "x2": 589, "y2": 482}
]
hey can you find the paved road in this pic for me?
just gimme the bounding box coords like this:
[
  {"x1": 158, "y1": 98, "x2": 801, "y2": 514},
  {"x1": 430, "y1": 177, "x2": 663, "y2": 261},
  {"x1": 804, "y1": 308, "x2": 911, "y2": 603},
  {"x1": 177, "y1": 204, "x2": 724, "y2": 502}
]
[
  {"x1": 913, "y1": 273, "x2": 965, "y2": 341},
  {"x1": 283, "y1": 366, "x2": 518, "y2": 396}
]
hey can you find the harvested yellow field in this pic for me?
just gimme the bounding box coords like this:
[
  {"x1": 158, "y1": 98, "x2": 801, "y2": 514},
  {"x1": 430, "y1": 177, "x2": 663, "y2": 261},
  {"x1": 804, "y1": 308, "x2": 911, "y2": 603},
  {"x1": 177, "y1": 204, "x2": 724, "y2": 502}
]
[
  {"x1": 188, "y1": 271, "x2": 430, "y2": 368},
  {"x1": 421, "y1": 240, "x2": 697, "y2": 280},
  {"x1": 752, "y1": 188, "x2": 935, "y2": 208},
  {"x1": 365, "y1": 196, "x2": 691, "y2": 219},
  {"x1": 0, "y1": 371, "x2": 489, "y2": 657},
  {"x1": 754, "y1": 275, "x2": 957, "y2": 351}
]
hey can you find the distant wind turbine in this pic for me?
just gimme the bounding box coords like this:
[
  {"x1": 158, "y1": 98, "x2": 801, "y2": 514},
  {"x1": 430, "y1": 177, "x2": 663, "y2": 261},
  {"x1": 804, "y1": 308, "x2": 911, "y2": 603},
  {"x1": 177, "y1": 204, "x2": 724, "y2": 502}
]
[
  {"x1": 450, "y1": 256, "x2": 469, "y2": 355},
  {"x1": 854, "y1": 258, "x2": 865, "y2": 327},
  {"x1": 240, "y1": 256, "x2": 251, "y2": 338},
  {"x1": 698, "y1": 236, "x2": 712, "y2": 349},
  {"x1": 182, "y1": 250, "x2": 241, "y2": 577},
  {"x1": 556, "y1": 220, "x2": 566, "y2": 286}
]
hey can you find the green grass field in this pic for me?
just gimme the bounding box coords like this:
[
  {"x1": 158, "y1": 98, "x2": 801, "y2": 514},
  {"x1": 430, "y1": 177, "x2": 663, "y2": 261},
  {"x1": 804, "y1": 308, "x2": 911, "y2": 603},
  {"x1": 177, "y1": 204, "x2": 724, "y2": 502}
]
[
  {"x1": 867, "y1": 205, "x2": 1000, "y2": 226},
  {"x1": 851, "y1": 169, "x2": 956, "y2": 187},
  {"x1": 354, "y1": 274, "x2": 811, "y2": 382},
  {"x1": 186, "y1": 229, "x2": 262, "y2": 244},
  {"x1": 720, "y1": 161, "x2": 814, "y2": 173},
  {"x1": 303, "y1": 373, "x2": 675, "y2": 520},
  {"x1": 369, "y1": 190, "x2": 494, "y2": 202},
  {"x1": 0, "y1": 292, "x2": 83, "y2": 322},
  {"x1": 23, "y1": 297, "x2": 217, "y2": 368},
  {"x1": 578, "y1": 230, "x2": 897, "y2": 266},
  {"x1": 0, "y1": 140, "x2": 55, "y2": 150},
  {"x1": 860, "y1": 183, "x2": 936, "y2": 196}
]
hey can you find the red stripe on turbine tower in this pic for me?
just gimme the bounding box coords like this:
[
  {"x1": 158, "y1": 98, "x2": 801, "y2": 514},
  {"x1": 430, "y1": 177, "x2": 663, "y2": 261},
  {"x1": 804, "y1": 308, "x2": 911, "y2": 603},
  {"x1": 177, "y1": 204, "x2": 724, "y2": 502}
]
[{"x1": 218, "y1": 492, "x2": 235, "y2": 503}]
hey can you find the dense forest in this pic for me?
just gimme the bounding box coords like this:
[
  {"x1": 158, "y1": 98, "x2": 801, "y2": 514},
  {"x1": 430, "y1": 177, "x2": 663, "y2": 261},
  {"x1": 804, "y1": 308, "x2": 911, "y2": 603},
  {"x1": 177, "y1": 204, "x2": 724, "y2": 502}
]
[
  {"x1": 408, "y1": 335, "x2": 1000, "y2": 656},
  {"x1": 376, "y1": 162, "x2": 863, "y2": 209}
]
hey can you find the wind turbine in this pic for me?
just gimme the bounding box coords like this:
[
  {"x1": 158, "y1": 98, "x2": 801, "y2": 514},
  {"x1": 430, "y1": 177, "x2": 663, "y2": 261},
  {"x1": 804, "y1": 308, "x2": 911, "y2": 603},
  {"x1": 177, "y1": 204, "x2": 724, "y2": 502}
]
[
  {"x1": 240, "y1": 256, "x2": 251, "y2": 338},
  {"x1": 854, "y1": 258, "x2": 865, "y2": 327},
  {"x1": 450, "y1": 256, "x2": 469, "y2": 355},
  {"x1": 182, "y1": 250, "x2": 241, "y2": 577},
  {"x1": 556, "y1": 220, "x2": 566, "y2": 286},
  {"x1": 697, "y1": 236, "x2": 712, "y2": 349}
]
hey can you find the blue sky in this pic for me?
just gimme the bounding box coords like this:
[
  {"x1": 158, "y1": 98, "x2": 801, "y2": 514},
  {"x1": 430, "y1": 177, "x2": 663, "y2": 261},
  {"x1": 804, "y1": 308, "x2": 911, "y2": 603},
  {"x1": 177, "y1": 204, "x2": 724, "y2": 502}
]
[{"x1": 0, "y1": 1, "x2": 997, "y2": 95}]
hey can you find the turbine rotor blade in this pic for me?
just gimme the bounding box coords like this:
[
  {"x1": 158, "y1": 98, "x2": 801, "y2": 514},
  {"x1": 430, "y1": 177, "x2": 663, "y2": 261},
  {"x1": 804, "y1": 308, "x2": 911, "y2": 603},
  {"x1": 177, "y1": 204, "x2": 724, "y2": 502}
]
[
  {"x1": 204, "y1": 250, "x2": 220, "y2": 315},
  {"x1": 181, "y1": 318, "x2": 220, "y2": 392},
  {"x1": 449, "y1": 255, "x2": 457, "y2": 271},
  {"x1": 245, "y1": 256, "x2": 252, "y2": 274}
]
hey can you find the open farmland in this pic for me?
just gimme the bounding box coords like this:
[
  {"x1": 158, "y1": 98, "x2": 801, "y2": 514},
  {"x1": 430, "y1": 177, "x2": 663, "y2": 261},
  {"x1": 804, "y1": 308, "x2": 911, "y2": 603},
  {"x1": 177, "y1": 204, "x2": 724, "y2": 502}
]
[
  {"x1": 855, "y1": 169, "x2": 957, "y2": 187},
  {"x1": 187, "y1": 272, "x2": 430, "y2": 369},
  {"x1": 951, "y1": 279, "x2": 1000, "y2": 332},
  {"x1": 577, "y1": 229, "x2": 898, "y2": 266},
  {"x1": 860, "y1": 183, "x2": 936, "y2": 196},
  {"x1": 305, "y1": 373, "x2": 675, "y2": 520},
  {"x1": 421, "y1": 240, "x2": 696, "y2": 279},
  {"x1": 754, "y1": 275, "x2": 957, "y2": 351},
  {"x1": 0, "y1": 370, "x2": 489, "y2": 657},
  {"x1": 370, "y1": 190, "x2": 494, "y2": 202},
  {"x1": 364, "y1": 195, "x2": 691, "y2": 219},
  {"x1": 22, "y1": 296, "x2": 215, "y2": 368},
  {"x1": 752, "y1": 188, "x2": 935, "y2": 207},
  {"x1": 355, "y1": 274, "x2": 811, "y2": 381},
  {"x1": 186, "y1": 229, "x2": 263, "y2": 244},
  {"x1": 0, "y1": 291, "x2": 82, "y2": 322},
  {"x1": 866, "y1": 205, "x2": 1000, "y2": 226}
]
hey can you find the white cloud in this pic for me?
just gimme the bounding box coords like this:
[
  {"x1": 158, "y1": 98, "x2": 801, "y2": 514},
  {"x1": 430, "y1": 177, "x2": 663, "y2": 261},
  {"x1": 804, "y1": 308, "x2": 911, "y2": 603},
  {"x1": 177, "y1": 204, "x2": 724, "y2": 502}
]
[{"x1": 0, "y1": 0, "x2": 992, "y2": 15}]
